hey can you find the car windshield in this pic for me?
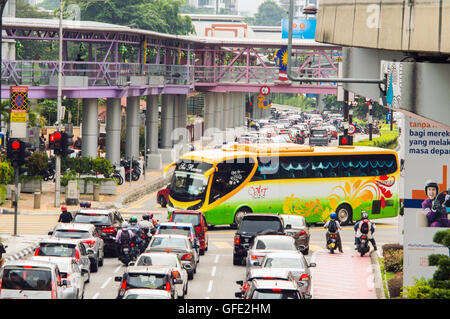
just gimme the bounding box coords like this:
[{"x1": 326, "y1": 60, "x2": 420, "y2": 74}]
[
  {"x1": 53, "y1": 230, "x2": 91, "y2": 239},
  {"x1": 37, "y1": 243, "x2": 76, "y2": 257},
  {"x1": 171, "y1": 214, "x2": 201, "y2": 226},
  {"x1": 150, "y1": 237, "x2": 188, "y2": 250},
  {"x1": 169, "y1": 161, "x2": 212, "y2": 202},
  {"x1": 1, "y1": 268, "x2": 52, "y2": 291},
  {"x1": 281, "y1": 216, "x2": 305, "y2": 227},
  {"x1": 253, "y1": 290, "x2": 300, "y2": 299},
  {"x1": 239, "y1": 219, "x2": 283, "y2": 233},
  {"x1": 136, "y1": 255, "x2": 178, "y2": 267},
  {"x1": 263, "y1": 257, "x2": 305, "y2": 269},
  {"x1": 126, "y1": 273, "x2": 167, "y2": 290},
  {"x1": 254, "y1": 238, "x2": 296, "y2": 250},
  {"x1": 125, "y1": 293, "x2": 169, "y2": 299},
  {"x1": 158, "y1": 226, "x2": 192, "y2": 237},
  {"x1": 73, "y1": 213, "x2": 110, "y2": 225}
]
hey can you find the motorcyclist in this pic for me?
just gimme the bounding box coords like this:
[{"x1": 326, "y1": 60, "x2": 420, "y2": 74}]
[
  {"x1": 323, "y1": 212, "x2": 343, "y2": 253},
  {"x1": 139, "y1": 212, "x2": 155, "y2": 232},
  {"x1": 129, "y1": 216, "x2": 146, "y2": 252},
  {"x1": 58, "y1": 206, "x2": 73, "y2": 223},
  {"x1": 116, "y1": 221, "x2": 135, "y2": 247},
  {"x1": 422, "y1": 181, "x2": 450, "y2": 227},
  {"x1": 354, "y1": 212, "x2": 377, "y2": 251},
  {"x1": 0, "y1": 241, "x2": 6, "y2": 267}
]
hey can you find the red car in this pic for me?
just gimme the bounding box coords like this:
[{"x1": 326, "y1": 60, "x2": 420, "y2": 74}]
[
  {"x1": 157, "y1": 186, "x2": 170, "y2": 208},
  {"x1": 169, "y1": 210, "x2": 209, "y2": 255}
]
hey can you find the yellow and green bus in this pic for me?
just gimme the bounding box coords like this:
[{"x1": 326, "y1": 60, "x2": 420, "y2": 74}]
[{"x1": 166, "y1": 143, "x2": 399, "y2": 227}]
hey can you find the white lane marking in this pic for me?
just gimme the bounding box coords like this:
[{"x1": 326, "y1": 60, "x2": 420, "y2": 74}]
[
  {"x1": 114, "y1": 265, "x2": 122, "y2": 273},
  {"x1": 211, "y1": 266, "x2": 216, "y2": 277},
  {"x1": 214, "y1": 255, "x2": 219, "y2": 264},
  {"x1": 92, "y1": 293, "x2": 99, "y2": 299},
  {"x1": 207, "y1": 280, "x2": 213, "y2": 293},
  {"x1": 101, "y1": 277, "x2": 112, "y2": 289}
]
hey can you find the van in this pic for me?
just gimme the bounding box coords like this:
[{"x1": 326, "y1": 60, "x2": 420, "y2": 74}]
[
  {"x1": 168, "y1": 210, "x2": 208, "y2": 255},
  {"x1": 0, "y1": 259, "x2": 70, "y2": 299}
]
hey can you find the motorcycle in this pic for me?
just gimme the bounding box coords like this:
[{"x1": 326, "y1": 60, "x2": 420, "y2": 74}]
[
  {"x1": 357, "y1": 234, "x2": 370, "y2": 257},
  {"x1": 118, "y1": 242, "x2": 138, "y2": 266},
  {"x1": 121, "y1": 159, "x2": 141, "y2": 182},
  {"x1": 105, "y1": 165, "x2": 124, "y2": 185},
  {"x1": 138, "y1": 227, "x2": 151, "y2": 253},
  {"x1": 326, "y1": 233, "x2": 339, "y2": 254}
]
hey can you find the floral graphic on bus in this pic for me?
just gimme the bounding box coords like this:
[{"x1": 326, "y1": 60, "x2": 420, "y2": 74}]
[{"x1": 282, "y1": 195, "x2": 332, "y2": 222}]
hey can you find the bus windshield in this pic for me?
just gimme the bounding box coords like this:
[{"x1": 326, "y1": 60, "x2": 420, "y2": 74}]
[{"x1": 169, "y1": 160, "x2": 213, "y2": 202}]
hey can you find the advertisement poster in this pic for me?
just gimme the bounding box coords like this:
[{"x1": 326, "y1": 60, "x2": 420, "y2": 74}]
[
  {"x1": 402, "y1": 115, "x2": 449, "y2": 286},
  {"x1": 281, "y1": 18, "x2": 316, "y2": 39}
]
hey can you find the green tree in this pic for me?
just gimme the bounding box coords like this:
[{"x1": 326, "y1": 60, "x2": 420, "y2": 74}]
[
  {"x1": 253, "y1": 0, "x2": 287, "y2": 26},
  {"x1": 77, "y1": 0, "x2": 195, "y2": 35}
]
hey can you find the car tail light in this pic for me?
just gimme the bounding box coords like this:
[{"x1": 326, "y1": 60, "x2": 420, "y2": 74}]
[
  {"x1": 299, "y1": 230, "x2": 307, "y2": 237},
  {"x1": 195, "y1": 226, "x2": 202, "y2": 235},
  {"x1": 121, "y1": 280, "x2": 127, "y2": 291},
  {"x1": 75, "y1": 249, "x2": 80, "y2": 261},
  {"x1": 250, "y1": 255, "x2": 263, "y2": 260},
  {"x1": 83, "y1": 240, "x2": 96, "y2": 247},
  {"x1": 0, "y1": 277, "x2": 2, "y2": 294},
  {"x1": 181, "y1": 253, "x2": 192, "y2": 261},
  {"x1": 300, "y1": 274, "x2": 309, "y2": 281},
  {"x1": 234, "y1": 235, "x2": 240, "y2": 245},
  {"x1": 165, "y1": 282, "x2": 171, "y2": 291},
  {"x1": 272, "y1": 288, "x2": 282, "y2": 292},
  {"x1": 102, "y1": 226, "x2": 115, "y2": 233},
  {"x1": 51, "y1": 282, "x2": 57, "y2": 299},
  {"x1": 34, "y1": 248, "x2": 40, "y2": 256}
]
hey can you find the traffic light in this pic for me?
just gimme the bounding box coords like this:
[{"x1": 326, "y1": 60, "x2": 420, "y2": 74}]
[
  {"x1": 339, "y1": 135, "x2": 353, "y2": 146},
  {"x1": 49, "y1": 131, "x2": 63, "y2": 155},
  {"x1": 7, "y1": 138, "x2": 31, "y2": 167},
  {"x1": 60, "y1": 131, "x2": 74, "y2": 157}
]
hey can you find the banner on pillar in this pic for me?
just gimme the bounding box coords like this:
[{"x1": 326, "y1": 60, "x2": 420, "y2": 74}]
[{"x1": 402, "y1": 115, "x2": 450, "y2": 287}]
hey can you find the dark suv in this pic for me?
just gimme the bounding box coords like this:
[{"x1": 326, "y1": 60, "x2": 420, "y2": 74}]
[
  {"x1": 72, "y1": 209, "x2": 124, "y2": 256},
  {"x1": 233, "y1": 214, "x2": 285, "y2": 266}
]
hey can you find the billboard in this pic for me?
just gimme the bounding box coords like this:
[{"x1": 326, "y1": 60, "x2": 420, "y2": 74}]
[
  {"x1": 281, "y1": 18, "x2": 316, "y2": 39},
  {"x1": 402, "y1": 115, "x2": 449, "y2": 286}
]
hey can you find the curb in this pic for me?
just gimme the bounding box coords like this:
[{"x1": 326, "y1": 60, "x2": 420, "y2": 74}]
[
  {"x1": 370, "y1": 249, "x2": 385, "y2": 299},
  {"x1": 4, "y1": 243, "x2": 40, "y2": 263}
]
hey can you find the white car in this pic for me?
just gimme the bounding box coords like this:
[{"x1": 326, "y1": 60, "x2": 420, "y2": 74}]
[
  {"x1": 50, "y1": 223, "x2": 105, "y2": 273},
  {"x1": 46, "y1": 257, "x2": 86, "y2": 299},
  {"x1": 131, "y1": 252, "x2": 189, "y2": 299},
  {"x1": 32, "y1": 238, "x2": 91, "y2": 283}
]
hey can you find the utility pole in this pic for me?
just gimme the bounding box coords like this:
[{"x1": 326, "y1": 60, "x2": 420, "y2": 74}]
[{"x1": 55, "y1": 0, "x2": 64, "y2": 207}]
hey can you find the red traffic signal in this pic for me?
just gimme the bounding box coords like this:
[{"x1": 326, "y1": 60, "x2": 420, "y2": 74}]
[{"x1": 11, "y1": 141, "x2": 20, "y2": 150}]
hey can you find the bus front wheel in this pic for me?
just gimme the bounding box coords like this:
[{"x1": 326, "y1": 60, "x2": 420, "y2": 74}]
[
  {"x1": 232, "y1": 207, "x2": 252, "y2": 228},
  {"x1": 336, "y1": 204, "x2": 353, "y2": 225}
]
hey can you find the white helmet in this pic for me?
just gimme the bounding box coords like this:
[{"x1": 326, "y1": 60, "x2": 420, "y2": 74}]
[{"x1": 121, "y1": 221, "x2": 129, "y2": 228}]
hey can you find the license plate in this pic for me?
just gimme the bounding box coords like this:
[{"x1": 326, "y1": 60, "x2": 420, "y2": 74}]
[{"x1": 123, "y1": 248, "x2": 129, "y2": 253}]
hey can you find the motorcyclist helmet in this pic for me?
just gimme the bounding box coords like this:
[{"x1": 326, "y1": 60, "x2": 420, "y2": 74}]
[
  {"x1": 361, "y1": 211, "x2": 368, "y2": 219},
  {"x1": 61, "y1": 206, "x2": 67, "y2": 211},
  {"x1": 330, "y1": 212, "x2": 337, "y2": 220},
  {"x1": 129, "y1": 217, "x2": 138, "y2": 224},
  {"x1": 424, "y1": 180, "x2": 439, "y2": 195},
  {"x1": 143, "y1": 212, "x2": 153, "y2": 220},
  {"x1": 121, "y1": 221, "x2": 129, "y2": 229}
]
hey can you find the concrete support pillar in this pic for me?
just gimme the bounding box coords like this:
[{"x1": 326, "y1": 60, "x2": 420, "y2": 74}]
[
  {"x1": 159, "y1": 94, "x2": 176, "y2": 163},
  {"x1": 81, "y1": 98, "x2": 98, "y2": 158},
  {"x1": 178, "y1": 95, "x2": 188, "y2": 140},
  {"x1": 125, "y1": 96, "x2": 140, "y2": 160},
  {"x1": 146, "y1": 95, "x2": 162, "y2": 170},
  {"x1": 204, "y1": 92, "x2": 215, "y2": 136},
  {"x1": 105, "y1": 98, "x2": 122, "y2": 166}
]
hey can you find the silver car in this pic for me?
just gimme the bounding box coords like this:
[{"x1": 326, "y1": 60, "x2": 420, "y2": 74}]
[
  {"x1": 32, "y1": 238, "x2": 91, "y2": 283},
  {"x1": 245, "y1": 235, "x2": 300, "y2": 276},
  {"x1": 45, "y1": 257, "x2": 86, "y2": 299},
  {"x1": 280, "y1": 215, "x2": 311, "y2": 255},
  {"x1": 145, "y1": 234, "x2": 199, "y2": 280},
  {"x1": 0, "y1": 259, "x2": 70, "y2": 299},
  {"x1": 131, "y1": 252, "x2": 188, "y2": 299},
  {"x1": 309, "y1": 128, "x2": 329, "y2": 146},
  {"x1": 50, "y1": 223, "x2": 105, "y2": 272},
  {"x1": 259, "y1": 251, "x2": 316, "y2": 297}
]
